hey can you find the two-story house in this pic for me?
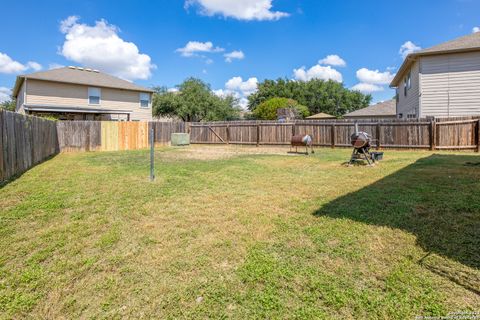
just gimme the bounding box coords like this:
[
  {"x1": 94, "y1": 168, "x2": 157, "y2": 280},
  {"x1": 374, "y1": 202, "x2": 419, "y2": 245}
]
[
  {"x1": 12, "y1": 66, "x2": 154, "y2": 121},
  {"x1": 390, "y1": 31, "x2": 480, "y2": 119}
]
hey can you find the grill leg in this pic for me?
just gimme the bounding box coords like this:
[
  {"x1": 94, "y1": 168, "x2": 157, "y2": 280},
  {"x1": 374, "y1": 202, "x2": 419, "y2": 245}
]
[
  {"x1": 364, "y1": 153, "x2": 372, "y2": 166},
  {"x1": 348, "y1": 149, "x2": 356, "y2": 166}
]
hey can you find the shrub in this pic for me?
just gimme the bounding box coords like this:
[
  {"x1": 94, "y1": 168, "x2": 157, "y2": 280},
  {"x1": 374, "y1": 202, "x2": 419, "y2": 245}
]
[{"x1": 252, "y1": 97, "x2": 309, "y2": 120}]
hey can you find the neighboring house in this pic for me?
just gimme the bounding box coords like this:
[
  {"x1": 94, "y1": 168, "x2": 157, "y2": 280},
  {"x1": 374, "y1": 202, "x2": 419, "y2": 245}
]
[
  {"x1": 390, "y1": 32, "x2": 480, "y2": 119},
  {"x1": 343, "y1": 100, "x2": 396, "y2": 120},
  {"x1": 306, "y1": 112, "x2": 336, "y2": 120},
  {"x1": 12, "y1": 66, "x2": 154, "y2": 121}
]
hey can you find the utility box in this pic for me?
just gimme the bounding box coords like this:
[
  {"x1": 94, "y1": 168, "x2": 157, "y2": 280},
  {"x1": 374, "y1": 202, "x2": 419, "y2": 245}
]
[{"x1": 171, "y1": 133, "x2": 190, "y2": 146}]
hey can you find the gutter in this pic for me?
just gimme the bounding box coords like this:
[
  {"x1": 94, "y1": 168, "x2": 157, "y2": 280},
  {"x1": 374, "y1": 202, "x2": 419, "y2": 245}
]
[{"x1": 24, "y1": 105, "x2": 133, "y2": 114}]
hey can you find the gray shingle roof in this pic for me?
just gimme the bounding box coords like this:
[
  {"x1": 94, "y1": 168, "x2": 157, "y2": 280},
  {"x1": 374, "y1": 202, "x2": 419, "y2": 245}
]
[
  {"x1": 306, "y1": 112, "x2": 336, "y2": 119},
  {"x1": 417, "y1": 31, "x2": 480, "y2": 54},
  {"x1": 13, "y1": 67, "x2": 153, "y2": 97},
  {"x1": 343, "y1": 100, "x2": 396, "y2": 117},
  {"x1": 391, "y1": 32, "x2": 480, "y2": 87}
]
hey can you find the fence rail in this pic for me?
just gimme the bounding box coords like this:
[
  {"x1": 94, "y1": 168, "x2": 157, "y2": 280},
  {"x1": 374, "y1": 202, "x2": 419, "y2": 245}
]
[{"x1": 188, "y1": 119, "x2": 480, "y2": 151}]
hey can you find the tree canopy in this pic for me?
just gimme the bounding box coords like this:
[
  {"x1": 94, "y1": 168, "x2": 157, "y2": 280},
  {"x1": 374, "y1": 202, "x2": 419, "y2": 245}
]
[
  {"x1": 0, "y1": 98, "x2": 15, "y2": 112},
  {"x1": 247, "y1": 78, "x2": 372, "y2": 117},
  {"x1": 152, "y1": 78, "x2": 240, "y2": 122},
  {"x1": 253, "y1": 97, "x2": 309, "y2": 120}
]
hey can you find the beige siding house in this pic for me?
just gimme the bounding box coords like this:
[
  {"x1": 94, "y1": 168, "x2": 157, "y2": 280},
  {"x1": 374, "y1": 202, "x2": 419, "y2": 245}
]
[
  {"x1": 12, "y1": 67, "x2": 154, "y2": 121},
  {"x1": 390, "y1": 32, "x2": 480, "y2": 118}
]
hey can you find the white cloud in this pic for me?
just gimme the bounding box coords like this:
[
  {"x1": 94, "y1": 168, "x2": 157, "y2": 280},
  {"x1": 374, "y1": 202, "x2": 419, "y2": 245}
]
[
  {"x1": 0, "y1": 87, "x2": 11, "y2": 103},
  {"x1": 60, "y1": 15, "x2": 80, "y2": 33},
  {"x1": 176, "y1": 41, "x2": 224, "y2": 57},
  {"x1": 0, "y1": 52, "x2": 42, "y2": 74},
  {"x1": 213, "y1": 88, "x2": 228, "y2": 97},
  {"x1": 215, "y1": 76, "x2": 258, "y2": 109},
  {"x1": 224, "y1": 50, "x2": 245, "y2": 62},
  {"x1": 59, "y1": 16, "x2": 155, "y2": 81},
  {"x1": 352, "y1": 67, "x2": 396, "y2": 94},
  {"x1": 293, "y1": 65, "x2": 343, "y2": 82},
  {"x1": 49, "y1": 63, "x2": 65, "y2": 70},
  {"x1": 26, "y1": 61, "x2": 42, "y2": 71},
  {"x1": 399, "y1": 41, "x2": 421, "y2": 59},
  {"x1": 351, "y1": 83, "x2": 384, "y2": 94},
  {"x1": 473, "y1": 27, "x2": 480, "y2": 33},
  {"x1": 356, "y1": 68, "x2": 394, "y2": 85},
  {"x1": 185, "y1": 0, "x2": 289, "y2": 21},
  {"x1": 225, "y1": 76, "x2": 258, "y2": 97},
  {"x1": 319, "y1": 54, "x2": 346, "y2": 67}
]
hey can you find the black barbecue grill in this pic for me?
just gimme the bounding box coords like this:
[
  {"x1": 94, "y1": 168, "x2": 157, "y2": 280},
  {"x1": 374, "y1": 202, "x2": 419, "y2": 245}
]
[{"x1": 348, "y1": 123, "x2": 379, "y2": 166}]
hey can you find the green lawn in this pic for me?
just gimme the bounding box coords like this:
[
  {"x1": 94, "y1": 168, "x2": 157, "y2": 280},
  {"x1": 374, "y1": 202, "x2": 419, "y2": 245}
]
[{"x1": 0, "y1": 146, "x2": 479, "y2": 319}]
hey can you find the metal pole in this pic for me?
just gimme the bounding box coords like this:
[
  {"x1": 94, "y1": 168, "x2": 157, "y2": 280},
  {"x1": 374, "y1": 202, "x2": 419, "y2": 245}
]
[{"x1": 150, "y1": 127, "x2": 155, "y2": 181}]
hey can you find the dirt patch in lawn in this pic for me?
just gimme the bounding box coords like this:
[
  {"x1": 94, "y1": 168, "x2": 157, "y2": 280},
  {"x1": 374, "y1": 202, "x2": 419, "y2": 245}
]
[{"x1": 158, "y1": 144, "x2": 305, "y2": 160}]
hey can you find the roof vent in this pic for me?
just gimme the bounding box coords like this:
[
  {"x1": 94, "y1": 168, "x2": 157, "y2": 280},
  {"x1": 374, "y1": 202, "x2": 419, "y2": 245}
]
[
  {"x1": 85, "y1": 68, "x2": 93, "y2": 72},
  {"x1": 93, "y1": 69, "x2": 100, "y2": 73},
  {"x1": 68, "y1": 66, "x2": 76, "y2": 69},
  {"x1": 76, "y1": 67, "x2": 84, "y2": 71}
]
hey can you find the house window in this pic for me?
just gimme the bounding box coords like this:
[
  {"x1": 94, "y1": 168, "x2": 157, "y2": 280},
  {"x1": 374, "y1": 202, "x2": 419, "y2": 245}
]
[
  {"x1": 140, "y1": 93, "x2": 150, "y2": 108},
  {"x1": 398, "y1": 113, "x2": 403, "y2": 119},
  {"x1": 407, "y1": 113, "x2": 416, "y2": 119},
  {"x1": 88, "y1": 87, "x2": 101, "y2": 105}
]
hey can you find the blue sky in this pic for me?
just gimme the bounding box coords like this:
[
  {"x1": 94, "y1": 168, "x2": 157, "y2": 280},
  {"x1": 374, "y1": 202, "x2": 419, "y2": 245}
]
[{"x1": 1, "y1": 0, "x2": 479, "y2": 107}]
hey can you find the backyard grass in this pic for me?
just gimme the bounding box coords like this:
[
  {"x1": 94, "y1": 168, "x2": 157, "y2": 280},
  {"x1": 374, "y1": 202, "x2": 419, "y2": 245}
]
[{"x1": 0, "y1": 145, "x2": 479, "y2": 319}]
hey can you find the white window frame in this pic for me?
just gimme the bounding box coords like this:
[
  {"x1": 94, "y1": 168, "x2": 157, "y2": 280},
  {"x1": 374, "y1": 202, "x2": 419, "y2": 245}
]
[
  {"x1": 139, "y1": 92, "x2": 150, "y2": 108},
  {"x1": 88, "y1": 87, "x2": 101, "y2": 105}
]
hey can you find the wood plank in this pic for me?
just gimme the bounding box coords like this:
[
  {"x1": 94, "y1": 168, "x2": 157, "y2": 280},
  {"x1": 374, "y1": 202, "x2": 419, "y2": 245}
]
[
  {"x1": 0, "y1": 110, "x2": 4, "y2": 181},
  {"x1": 430, "y1": 120, "x2": 436, "y2": 151},
  {"x1": 477, "y1": 120, "x2": 480, "y2": 153}
]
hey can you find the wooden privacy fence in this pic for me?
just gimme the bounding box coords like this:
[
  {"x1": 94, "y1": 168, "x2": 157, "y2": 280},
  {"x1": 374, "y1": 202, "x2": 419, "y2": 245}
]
[
  {"x1": 57, "y1": 121, "x2": 185, "y2": 152},
  {"x1": 189, "y1": 119, "x2": 480, "y2": 151},
  {"x1": 2, "y1": 111, "x2": 479, "y2": 183},
  {"x1": 0, "y1": 110, "x2": 59, "y2": 182},
  {"x1": 1, "y1": 114, "x2": 185, "y2": 182}
]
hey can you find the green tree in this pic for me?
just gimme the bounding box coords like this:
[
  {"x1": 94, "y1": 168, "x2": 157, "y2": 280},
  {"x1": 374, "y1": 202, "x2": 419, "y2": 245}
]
[
  {"x1": 253, "y1": 97, "x2": 309, "y2": 120},
  {"x1": 152, "y1": 78, "x2": 240, "y2": 122},
  {"x1": 0, "y1": 98, "x2": 16, "y2": 112},
  {"x1": 248, "y1": 78, "x2": 371, "y2": 117}
]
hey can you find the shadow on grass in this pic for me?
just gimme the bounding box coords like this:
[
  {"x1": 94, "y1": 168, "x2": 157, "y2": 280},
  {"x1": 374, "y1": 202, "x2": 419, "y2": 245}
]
[
  {"x1": 0, "y1": 153, "x2": 59, "y2": 190},
  {"x1": 314, "y1": 154, "x2": 480, "y2": 291}
]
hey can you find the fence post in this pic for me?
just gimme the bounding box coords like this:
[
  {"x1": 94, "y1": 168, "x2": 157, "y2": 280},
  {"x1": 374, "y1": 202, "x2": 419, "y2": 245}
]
[
  {"x1": 376, "y1": 123, "x2": 381, "y2": 150},
  {"x1": 0, "y1": 110, "x2": 4, "y2": 182},
  {"x1": 477, "y1": 119, "x2": 480, "y2": 153},
  {"x1": 256, "y1": 124, "x2": 260, "y2": 147},
  {"x1": 331, "y1": 124, "x2": 335, "y2": 148},
  {"x1": 226, "y1": 124, "x2": 230, "y2": 145},
  {"x1": 292, "y1": 122, "x2": 295, "y2": 137},
  {"x1": 430, "y1": 120, "x2": 436, "y2": 151}
]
